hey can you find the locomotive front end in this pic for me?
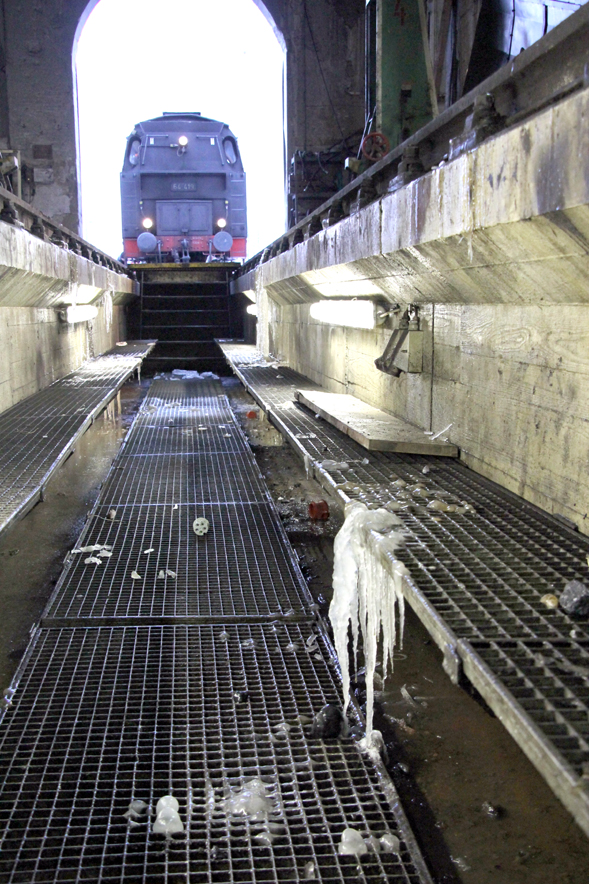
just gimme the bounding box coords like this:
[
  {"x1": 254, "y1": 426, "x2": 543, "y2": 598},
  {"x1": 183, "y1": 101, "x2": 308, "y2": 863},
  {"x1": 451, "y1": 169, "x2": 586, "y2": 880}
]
[{"x1": 121, "y1": 112, "x2": 247, "y2": 263}]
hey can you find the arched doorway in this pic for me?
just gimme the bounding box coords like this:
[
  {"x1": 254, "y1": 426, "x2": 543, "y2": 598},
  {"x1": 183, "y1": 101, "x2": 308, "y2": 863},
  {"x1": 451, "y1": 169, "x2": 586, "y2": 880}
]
[{"x1": 74, "y1": 0, "x2": 286, "y2": 258}]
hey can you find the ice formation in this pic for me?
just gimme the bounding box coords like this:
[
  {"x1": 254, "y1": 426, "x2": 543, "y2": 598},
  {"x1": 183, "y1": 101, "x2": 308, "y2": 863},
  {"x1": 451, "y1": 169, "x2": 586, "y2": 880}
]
[
  {"x1": 338, "y1": 827, "x2": 368, "y2": 856},
  {"x1": 338, "y1": 826, "x2": 400, "y2": 857},
  {"x1": 330, "y1": 501, "x2": 408, "y2": 740},
  {"x1": 123, "y1": 799, "x2": 148, "y2": 823},
  {"x1": 222, "y1": 777, "x2": 282, "y2": 837},
  {"x1": 72, "y1": 544, "x2": 112, "y2": 554},
  {"x1": 153, "y1": 795, "x2": 184, "y2": 836}
]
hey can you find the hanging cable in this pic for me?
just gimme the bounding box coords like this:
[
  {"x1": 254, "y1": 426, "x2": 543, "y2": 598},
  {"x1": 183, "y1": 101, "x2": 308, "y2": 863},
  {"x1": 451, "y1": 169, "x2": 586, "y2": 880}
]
[{"x1": 507, "y1": 0, "x2": 517, "y2": 57}]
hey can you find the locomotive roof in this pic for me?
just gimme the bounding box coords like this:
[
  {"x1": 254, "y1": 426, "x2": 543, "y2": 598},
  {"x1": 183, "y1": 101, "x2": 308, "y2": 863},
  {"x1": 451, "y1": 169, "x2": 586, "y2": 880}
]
[{"x1": 138, "y1": 113, "x2": 227, "y2": 127}]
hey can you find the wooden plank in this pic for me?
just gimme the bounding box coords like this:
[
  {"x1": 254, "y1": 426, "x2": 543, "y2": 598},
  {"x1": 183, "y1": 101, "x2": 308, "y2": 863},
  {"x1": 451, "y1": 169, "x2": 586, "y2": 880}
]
[{"x1": 295, "y1": 390, "x2": 458, "y2": 456}]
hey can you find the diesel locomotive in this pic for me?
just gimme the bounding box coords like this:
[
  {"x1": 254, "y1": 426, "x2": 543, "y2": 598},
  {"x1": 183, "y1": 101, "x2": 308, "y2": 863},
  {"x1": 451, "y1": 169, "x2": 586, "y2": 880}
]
[{"x1": 120, "y1": 112, "x2": 247, "y2": 263}]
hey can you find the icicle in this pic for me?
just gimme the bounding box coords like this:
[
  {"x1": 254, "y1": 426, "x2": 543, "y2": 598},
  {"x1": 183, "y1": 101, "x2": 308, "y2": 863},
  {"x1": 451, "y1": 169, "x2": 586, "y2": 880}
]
[{"x1": 330, "y1": 501, "x2": 407, "y2": 741}]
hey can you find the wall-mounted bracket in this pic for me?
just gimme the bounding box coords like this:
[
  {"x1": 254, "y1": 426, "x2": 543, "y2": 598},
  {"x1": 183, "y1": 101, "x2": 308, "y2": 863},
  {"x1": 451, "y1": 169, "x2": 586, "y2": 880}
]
[{"x1": 375, "y1": 306, "x2": 423, "y2": 375}]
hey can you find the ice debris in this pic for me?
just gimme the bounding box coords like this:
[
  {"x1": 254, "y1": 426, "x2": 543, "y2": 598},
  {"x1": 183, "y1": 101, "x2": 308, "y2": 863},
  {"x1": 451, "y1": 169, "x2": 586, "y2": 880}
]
[
  {"x1": 560, "y1": 579, "x2": 589, "y2": 616},
  {"x1": 107, "y1": 509, "x2": 117, "y2": 520},
  {"x1": 131, "y1": 571, "x2": 141, "y2": 580},
  {"x1": 306, "y1": 634, "x2": 319, "y2": 652},
  {"x1": 330, "y1": 501, "x2": 407, "y2": 740},
  {"x1": 321, "y1": 460, "x2": 350, "y2": 472},
  {"x1": 84, "y1": 556, "x2": 103, "y2": 565},
  {"x1": 193, "y1": 517, "x2": 210, "y2": 536},
  {"x1": 73, "y1": 544, "x2": 112, "y2": 554},
  {"x1": 380, "y1": 832, "x2": 400, "y2": 853},
  {"x1": 338, "y1": 827, "x2": 368, "y2": 856},
  {"x1": 338, "y1": 827, "x2": 400, "y2": 857},
  {"x1": 123, "y1": 799, "x2": 148, "y2": 822},
  {"x1": 303, "y1": 860, "x2": 316, "y2": 879},
  {"x1": 171, "y1": 368, "x2": 218, "y2": 379},
  {"x1": 157, "y1": 568, "x2": 176, "y2": 580},
  {"x1": 153, "y1": 795, "x2": 184, "y2": 836},
  {"x1": 143, "y1": 548, "x2": 155, "y2": 554},
  {"x1": 222, "y1": 777, "x2": 280, "y2": 823},
  {"x1": 358, "y1": 729, "x2": 388, "y2": 764}
]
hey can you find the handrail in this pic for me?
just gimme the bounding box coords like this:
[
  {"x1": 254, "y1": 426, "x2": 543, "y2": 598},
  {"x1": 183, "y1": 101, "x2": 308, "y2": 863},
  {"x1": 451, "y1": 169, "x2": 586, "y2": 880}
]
[{"x1": 0, "y1": 184, "x2": 127, "y2": 275}]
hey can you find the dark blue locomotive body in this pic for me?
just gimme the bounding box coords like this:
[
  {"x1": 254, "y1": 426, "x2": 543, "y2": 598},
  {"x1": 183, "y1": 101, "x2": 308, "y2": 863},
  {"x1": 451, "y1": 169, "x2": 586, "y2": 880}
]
[{"x1": 121, "y1": 112, "x2": 247, "y2": 263}]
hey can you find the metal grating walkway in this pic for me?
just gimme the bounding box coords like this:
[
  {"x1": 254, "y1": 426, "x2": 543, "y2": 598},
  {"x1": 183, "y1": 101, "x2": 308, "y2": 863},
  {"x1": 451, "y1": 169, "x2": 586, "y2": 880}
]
[
  {"x1": 0, "y1": 341, "x2": 155, "y2": 539},
  {"x1": 218, "y1": 341, "x2": 589, "y2": 839},
  {"x1": 0, "y1": 376, "x2": 433, "y2": 883}
]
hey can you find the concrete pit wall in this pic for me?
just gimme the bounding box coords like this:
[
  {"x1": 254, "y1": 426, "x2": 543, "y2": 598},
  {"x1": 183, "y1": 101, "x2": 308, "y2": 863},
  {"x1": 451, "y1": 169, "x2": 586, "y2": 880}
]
[
  {"x1": 0, "y1": 222, "x2": 133, "y2": 414},
  {"x1": 253, "y1": 85, "x2": 589, "y2": 534},
  {"x1": 0, "y1": 300, "x2": 126, "y2": 414},
  {"x1": 264, "y1": 299, "x2": 589, "y2": 533}
]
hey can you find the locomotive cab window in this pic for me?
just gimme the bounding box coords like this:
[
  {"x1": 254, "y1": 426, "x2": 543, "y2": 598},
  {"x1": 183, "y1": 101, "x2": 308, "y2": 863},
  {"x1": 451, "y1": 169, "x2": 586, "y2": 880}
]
[
  {"x1": 128, "y1": 139, "x2": 141, "y2": 166},
  {"x1": 222, "y1": 137, "x2": 238, "y2": 165}
]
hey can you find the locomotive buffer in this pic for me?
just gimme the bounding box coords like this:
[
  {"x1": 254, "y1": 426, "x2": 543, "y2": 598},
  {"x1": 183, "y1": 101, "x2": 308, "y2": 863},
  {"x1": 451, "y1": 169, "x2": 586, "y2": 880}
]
[{"x1": 128, "y1": 262, "x2": 246, "y2": 374}]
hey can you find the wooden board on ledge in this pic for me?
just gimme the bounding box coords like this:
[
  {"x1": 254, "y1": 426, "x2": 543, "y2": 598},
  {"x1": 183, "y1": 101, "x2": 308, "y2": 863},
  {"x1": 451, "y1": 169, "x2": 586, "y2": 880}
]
[{"x1": 295, "y1": 390, "x2": 458, "y2": 456}]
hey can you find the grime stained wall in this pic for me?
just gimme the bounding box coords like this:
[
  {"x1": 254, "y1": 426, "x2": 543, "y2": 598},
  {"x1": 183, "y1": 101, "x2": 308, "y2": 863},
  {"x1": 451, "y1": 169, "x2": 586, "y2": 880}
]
[
  {"x1": 263, "y1": 298, "x2": 589, "y2": 533},
  {"x1": 432, "y1": 303, "x2": 589, "y2": 530},
  {"x1": 0, "y1": 300, "x2": 125, "y2": 415},
  {"x1": 255, "y1": 79, "x2": 589, "y2": 533}
]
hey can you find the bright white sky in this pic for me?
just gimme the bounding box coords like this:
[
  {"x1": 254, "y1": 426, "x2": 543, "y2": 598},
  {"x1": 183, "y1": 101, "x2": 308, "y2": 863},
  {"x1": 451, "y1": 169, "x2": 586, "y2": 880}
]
[{"x1": 76, "y1": 0, "x2": 285, "y2": 259}]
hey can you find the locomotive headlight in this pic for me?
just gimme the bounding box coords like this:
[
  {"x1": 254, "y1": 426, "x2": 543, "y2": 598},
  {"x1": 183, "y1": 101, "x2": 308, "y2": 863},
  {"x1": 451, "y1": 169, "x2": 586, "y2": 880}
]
[
  {"x1": 178, "y1": 135, "x2": 188, "y2": 146},
  {"x1": 216, "y1": 218, "x2": 227, "y2": 228},
  {"x1": 142, "y1": 217, "x2": 153, "y2": 229}
]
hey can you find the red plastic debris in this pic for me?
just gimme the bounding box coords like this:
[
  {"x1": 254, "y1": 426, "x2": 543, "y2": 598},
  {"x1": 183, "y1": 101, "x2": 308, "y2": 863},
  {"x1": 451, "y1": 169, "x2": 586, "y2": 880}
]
[
  {"x1": 246, "y1": 410, "x2": 258, "y2": 419},
  {"x1": 308, "y1": 500, "x2": 329, "y2": 521}
]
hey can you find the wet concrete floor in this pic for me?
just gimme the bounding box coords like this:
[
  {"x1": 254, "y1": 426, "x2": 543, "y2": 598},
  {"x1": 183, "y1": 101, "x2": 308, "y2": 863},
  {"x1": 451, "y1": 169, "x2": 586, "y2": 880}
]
[{"x1": 0, "y1": 374, "x2": 588, "y2": 883}]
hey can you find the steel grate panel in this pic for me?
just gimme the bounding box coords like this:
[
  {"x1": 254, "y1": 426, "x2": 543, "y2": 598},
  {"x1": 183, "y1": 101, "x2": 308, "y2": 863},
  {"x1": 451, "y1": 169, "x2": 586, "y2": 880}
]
[
  {"x1": 0, "y1": 624, "x2": 429, "y2": 884},
  {"x1": 44, "y1": 503, "x2": 313, "y2": 620},
  {"x1": 0, "y1": 385, "x2": 122, "y2": 421},
  {"x1": 467, "y1": 638, "x2": 589, "y2": 775},
  {"x1": 121, "y1": 422, "x2": 252, "y2": 456},
  {"x1": 0, "y1": 416, "x2": 84, "y2": 474},
  {"x1": 220, "y1": 354, "x2": 589, "y2": 645},
  {"x1": 144, "y1": 378, "x2": 228, "y2": 404},
  {"x1": 102, "y1": 453, "x2": 272, "y2": 506},
  {"x1": 218, "y1": 346, "x2": 589, "y2": 822},
  {"x1": 0, "y1": 343, "x2": 154, "y2": 540}
]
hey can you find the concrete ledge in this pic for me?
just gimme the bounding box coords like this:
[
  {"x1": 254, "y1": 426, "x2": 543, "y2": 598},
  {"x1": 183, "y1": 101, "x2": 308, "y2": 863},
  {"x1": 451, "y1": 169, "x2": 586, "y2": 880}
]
[
  {"x1": 0, "y1": 222, "x2": 135, "y2": 309},
  {"x1": 258, "y1": 86, "x2": 589, "y2": 307}
]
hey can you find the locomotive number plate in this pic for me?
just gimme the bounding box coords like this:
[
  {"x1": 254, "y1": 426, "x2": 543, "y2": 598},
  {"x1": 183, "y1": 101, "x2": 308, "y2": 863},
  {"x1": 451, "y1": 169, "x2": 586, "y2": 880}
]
[{"x1": 171, "y1": 183, "x2": 197, "y2": 191}]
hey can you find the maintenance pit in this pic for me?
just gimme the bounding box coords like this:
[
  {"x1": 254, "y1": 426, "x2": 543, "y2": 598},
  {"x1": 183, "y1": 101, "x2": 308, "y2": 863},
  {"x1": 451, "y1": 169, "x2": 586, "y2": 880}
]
[{"x1": 1, "y1": 372, "x2": 589, "y2": 884}]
